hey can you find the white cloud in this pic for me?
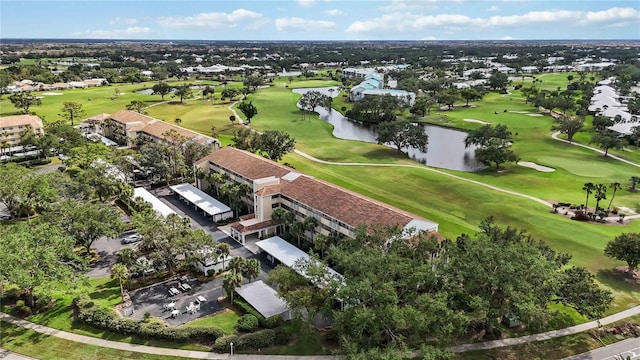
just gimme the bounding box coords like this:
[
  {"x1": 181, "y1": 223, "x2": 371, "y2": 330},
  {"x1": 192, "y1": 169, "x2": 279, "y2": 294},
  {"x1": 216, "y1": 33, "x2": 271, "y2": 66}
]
[
  {"x1": 298, "y1": 0, "x2": 316, "y2": 7},
  {"x1": 275, "y1": 17, "x2": 337, "y2": 32},
  {"x1": 325, "y1": 9, "x2": 345, "y2": 16},
  {"x1": 487, "y1": 5, "x2": 500, "y2": 12},
  {"x1": 156, "y1": 9, "x2": 266, "y2": 30},
  {"x1": 379, "y1": 0, "x2": 439, "y2": 12},
  {"x1": 346, "y1": 7, "x2": 640, "y2": 34},
  {"x1": 72, "y1": 27, "x2": 152, "y2": 39},
  {"x1": 109, "y1": 17, "x2": 137, "y2": 25},
  {"x1": 500, "y1": 36, "x2": 514, "y2": 40}
]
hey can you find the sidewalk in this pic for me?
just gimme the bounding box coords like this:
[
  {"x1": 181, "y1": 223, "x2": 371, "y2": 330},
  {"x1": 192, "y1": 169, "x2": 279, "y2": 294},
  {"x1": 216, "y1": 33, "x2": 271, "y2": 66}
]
[
  {"x1": 0, "y1": 313, "x2": 335, "y2": 360},
  {"x1": 451, "y1": 305, "x2": 640, "y2": 352},
  {"x1": 3, "y1": 305, "x2": 640, "y2": 357}
]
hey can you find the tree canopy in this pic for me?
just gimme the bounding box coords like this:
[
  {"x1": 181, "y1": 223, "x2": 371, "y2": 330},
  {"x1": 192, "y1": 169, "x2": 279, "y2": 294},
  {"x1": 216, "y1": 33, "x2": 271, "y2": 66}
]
[
  {"x1": 605, "y1": 233, "x2": 640, "y2": 275},
  {"x1": 376, "y1": 120, "x2": 429, "y2": 153}
]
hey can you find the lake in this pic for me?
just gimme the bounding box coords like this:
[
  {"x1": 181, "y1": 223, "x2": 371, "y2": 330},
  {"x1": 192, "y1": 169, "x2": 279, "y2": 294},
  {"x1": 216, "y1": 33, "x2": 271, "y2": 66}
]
[{"x1": 293, "y1": 87, "x2": 483, "y2": 172}]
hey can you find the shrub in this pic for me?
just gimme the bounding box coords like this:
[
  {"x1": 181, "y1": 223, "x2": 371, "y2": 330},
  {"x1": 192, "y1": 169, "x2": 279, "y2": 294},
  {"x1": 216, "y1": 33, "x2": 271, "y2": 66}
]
[
  {"x1": 207, "y1": 269, "x2": 215, "y2": 277},
  {"x1": 15, "y1": 300, "x2": 32, "y2": 317},
  {"x1": 261, "y1": 315, "x2": 283, "y2": 329},
  {"x1": 234, "y1": 299, "x2": 264, "y2": 321},
  {"x1": 73, "y1": 296, "x2": 223, "y2": 342},
  {"x1": 273, "y1": 326, "x2": 292, "y2": 345},
  {"x1": 0, "y1": 283, "x2": 22, "y2": 301},
  {"x1": 236, "y1": 314, "x2": 259, "y2": 333},
  {"x1": 212, "y1": 330, "x2": 275, "y2": 352}
]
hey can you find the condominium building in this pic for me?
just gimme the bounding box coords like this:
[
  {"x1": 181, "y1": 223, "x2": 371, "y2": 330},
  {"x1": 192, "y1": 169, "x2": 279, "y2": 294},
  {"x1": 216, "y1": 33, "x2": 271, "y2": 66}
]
[
  {"x1": 95, "y1": 110, "x2": 219, "y2": 147},
  {"x1": 0, "y1": 114, "x2": 44, "y2": 146},
  {"x1": 195, "y1": 146, "x2": 439, "y2": 245}
]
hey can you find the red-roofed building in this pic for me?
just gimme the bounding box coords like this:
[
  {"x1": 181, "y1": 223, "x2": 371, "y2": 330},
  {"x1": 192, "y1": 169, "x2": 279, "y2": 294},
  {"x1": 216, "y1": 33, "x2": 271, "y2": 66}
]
[{"x1": 195, "y1": 146, "x2": 439, "y2": 246}]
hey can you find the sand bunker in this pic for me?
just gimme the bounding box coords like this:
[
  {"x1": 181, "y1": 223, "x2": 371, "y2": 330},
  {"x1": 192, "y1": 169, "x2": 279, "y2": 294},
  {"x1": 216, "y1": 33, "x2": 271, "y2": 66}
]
[
  {"x1": 518, "y1": 161, "x2": 555, "y2": 172},
  {"x1": 463, "y1": 118, "x2": 489, "y2": 124},
  {"x1": 527, "y1": 114, "x2": 544, "y2": 117},
  {"x1": 509, "y1": 111, "x2": 530, "y2": 114},
  {"x1": 42, "y1": 92, "x2": 63, "y2": 96}
]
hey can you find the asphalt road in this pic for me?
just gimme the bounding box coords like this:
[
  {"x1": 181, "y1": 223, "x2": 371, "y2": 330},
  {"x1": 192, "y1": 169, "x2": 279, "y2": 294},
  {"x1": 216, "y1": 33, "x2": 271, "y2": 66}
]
[{"x1": 562, "y1": 338, "x2": 640, "y2": 360}]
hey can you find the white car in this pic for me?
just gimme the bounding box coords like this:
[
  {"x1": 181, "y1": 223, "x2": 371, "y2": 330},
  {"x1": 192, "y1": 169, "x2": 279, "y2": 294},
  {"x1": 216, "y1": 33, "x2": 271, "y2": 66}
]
[{"x1": 121, "y1": 234, "x2": 142, "y2": 244}]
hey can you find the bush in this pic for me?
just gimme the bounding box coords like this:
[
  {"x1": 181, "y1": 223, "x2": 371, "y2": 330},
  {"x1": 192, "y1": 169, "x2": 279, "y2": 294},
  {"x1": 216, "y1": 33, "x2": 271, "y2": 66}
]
[
  {"x1": 273, "y1": 326, "x2": 292, "y2": 345},
  {"x1": 73, "y1": 296, "x2": 223, "y2": 342},
  {"x1": 15, "y1": 300, "x2": 32, "y2": 317},
  {"x1": 207, "y1": 269, "x2": 215, "y2": 277},
  {"x1": 234, "y1": 299, "x2": 264, "y2": 321},
  {"x1": 212, "y1": 330, "x2": 275, "y2": 352},
  {"x1": 236, "y1": 314, "x2": 259, "y2": 333},
  {"x1": 261, "y1": 315, "x2": 283, "y2": 329},
  {"x1": 0, "y1": 283, "x2": 22, "y2": 301}
]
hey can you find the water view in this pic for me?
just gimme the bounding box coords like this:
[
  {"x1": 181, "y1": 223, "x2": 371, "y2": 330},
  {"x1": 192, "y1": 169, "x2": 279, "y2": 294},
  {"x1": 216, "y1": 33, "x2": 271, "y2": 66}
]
[{"x1": 293, "y1": 87, "x2": 484, "y2": 172}]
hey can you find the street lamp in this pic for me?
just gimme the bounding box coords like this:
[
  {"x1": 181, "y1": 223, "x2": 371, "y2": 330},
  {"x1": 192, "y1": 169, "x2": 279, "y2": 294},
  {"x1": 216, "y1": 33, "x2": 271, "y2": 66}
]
[{"x1": 230, "y1": 342, "x2": 233, "y2": 357}]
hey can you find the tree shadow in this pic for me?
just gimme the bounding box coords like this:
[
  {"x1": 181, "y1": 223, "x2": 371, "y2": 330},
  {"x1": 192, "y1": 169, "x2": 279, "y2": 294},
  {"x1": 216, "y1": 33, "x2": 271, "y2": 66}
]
[{"x1": 596, "y1": 268, "x2": 640, "y2": 293}]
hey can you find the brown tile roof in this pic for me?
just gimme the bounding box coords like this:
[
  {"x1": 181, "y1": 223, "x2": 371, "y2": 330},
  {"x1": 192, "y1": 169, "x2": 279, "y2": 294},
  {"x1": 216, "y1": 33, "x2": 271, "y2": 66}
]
[
  {"x1": 280, "y1": 175, "x2": 413, "y2": 229},
  {"x1": 141, "y1": 120, "x2": 202, "y2": 143},
  {"x1": 196, "y1": 147, "x2": 291, "y2": 180},
  {"x1": 0, "y1": 115, "x2": 44, "y2": 130},
  {"x1": 255, "y1": 184, "x2": 282, "y2": 196},
  {"x1": 110, "y1": 110, "x2": 154, "y2": 125},
  {"x1": 85, "y1": 113, "x2": 111, "y2": 122},
  {"x1": 230, "y1": 219, "x2": 274, "y2": 234}
]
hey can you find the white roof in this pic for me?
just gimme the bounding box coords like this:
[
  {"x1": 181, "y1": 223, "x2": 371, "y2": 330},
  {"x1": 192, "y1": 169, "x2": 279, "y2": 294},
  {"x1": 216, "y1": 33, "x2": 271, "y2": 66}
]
[
  {"x1": 235, "y1": 280, "x2": 289, "y2": 318},
  {"x1": 256, "y1": 236, "x2": 343, "y2": 286},
  {"x1": 133, "y1": 187, "x2": 177, "y2": 218},
  {"x1": 169, "y1": 183, "x2": 231, "y2": 216}
]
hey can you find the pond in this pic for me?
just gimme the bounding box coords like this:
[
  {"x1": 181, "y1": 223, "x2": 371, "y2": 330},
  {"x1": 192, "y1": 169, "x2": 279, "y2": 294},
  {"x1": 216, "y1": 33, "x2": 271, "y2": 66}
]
[{"x1": 293, "y1": 87, "x2": 483, "y2": 172}]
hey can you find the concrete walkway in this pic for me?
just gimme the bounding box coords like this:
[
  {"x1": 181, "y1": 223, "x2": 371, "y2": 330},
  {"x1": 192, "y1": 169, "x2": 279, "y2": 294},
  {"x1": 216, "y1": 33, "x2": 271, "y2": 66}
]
[
  {"x1": 551, "y1": 131, "x2": 640, "y2": 169},
  {"x1": 0, "y1": 349, "x2": 37, "y2": 360},
  {"x1": 0, "y1": 313, "x2": 335, "y2": 360},
  {"x1": 3, "y1": 305, "x2": 640, "y2": 358},
  {"x1": 451, "y1": 305, "x2": 640, "y2": 352}
]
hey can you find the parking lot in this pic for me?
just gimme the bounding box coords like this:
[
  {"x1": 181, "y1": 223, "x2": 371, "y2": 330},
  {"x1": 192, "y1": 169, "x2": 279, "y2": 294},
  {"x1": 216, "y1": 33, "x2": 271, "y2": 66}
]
[{"x1": 126, "y1": 275, "x2": 225, "y2": 326}]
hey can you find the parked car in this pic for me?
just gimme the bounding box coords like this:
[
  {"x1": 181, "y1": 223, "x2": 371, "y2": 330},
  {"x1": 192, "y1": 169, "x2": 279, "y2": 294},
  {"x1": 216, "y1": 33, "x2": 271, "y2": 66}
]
[
  {"x1": 0, "y1": 214, "x2": 11, "y2": 221},
  {"x1": 155, "y1": 262, "x2": 167, "y2": 271},
  {"x1": 121, "y1": 233, "x2": 142, "y2": 244},
  {"x1": 143, "y1": 267, "x2": 156, "y2": 276}
]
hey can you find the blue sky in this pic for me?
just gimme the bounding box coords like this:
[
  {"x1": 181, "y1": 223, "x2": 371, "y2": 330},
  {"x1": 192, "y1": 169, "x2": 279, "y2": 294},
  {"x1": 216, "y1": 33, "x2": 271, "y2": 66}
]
[{"x1": 1, "y1": 0, "x2": 639, "y2": 40}]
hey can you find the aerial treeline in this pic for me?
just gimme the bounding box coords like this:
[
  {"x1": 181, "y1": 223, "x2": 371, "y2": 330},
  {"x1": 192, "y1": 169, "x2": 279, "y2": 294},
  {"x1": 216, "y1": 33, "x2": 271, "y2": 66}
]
[{"x1": 268, "y1": 218, "x2": 612, "y2": 356}]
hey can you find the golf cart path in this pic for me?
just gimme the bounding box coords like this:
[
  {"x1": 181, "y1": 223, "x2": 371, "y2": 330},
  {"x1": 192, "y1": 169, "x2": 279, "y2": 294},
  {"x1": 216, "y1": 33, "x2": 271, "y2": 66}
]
[
  {"x1": 293, "y1": 149, "x2": 640, "y2": 222},
  {"x1": 3, "y1": 305, "x2": 640, "y2": 357},
  {"x1": 293, "y1": 149, "x2": 552, "y2": 209},
  {"x1": 551, "y1": 131, "x2": 640, "y2": 169}
]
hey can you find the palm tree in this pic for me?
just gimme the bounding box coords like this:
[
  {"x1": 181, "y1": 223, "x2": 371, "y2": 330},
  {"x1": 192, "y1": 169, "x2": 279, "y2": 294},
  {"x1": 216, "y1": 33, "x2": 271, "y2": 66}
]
[
  {"x1": 116, "y1": 247, "x2": 139, "y2": 269},
  {"x1": 289, "y1": 221, "x2": 305, "y2": 248},
  {"x1": 241, "y1": 258, "x2": 260, "y2": 283},
  {"x1": 207, "y1": 172, "x2": 226, "y2": 198},
  {"x1": 583, "y1": 182, "x2": 595, "y2": 211},
  {"x1": 223, "y1": 270, "x2": 242, "y2": 303},
  {"x1": 303, "y1": 216, "x2": 318, "y2": 240},
  {"x1": 216, "y1": 243, "x2": 231, "y2": 269},
  {"x1": 607, "y1": 182, "x2": 622, "y2": 211},
  {"x1": 110, "y1": 263, "x2": 130, "y2": 302},
  {"x1": 228, "y1": 256, "x2": 245, "y2": 274},
  {"x1": 593, "y1": 183, "x2": 607, "y2": 214},
  {"x1": 271, "y1": 207, "x2": 294, "y2": 235},
  {"x1": 314, "y1": 233, "x2": 329, "y2": 259}
]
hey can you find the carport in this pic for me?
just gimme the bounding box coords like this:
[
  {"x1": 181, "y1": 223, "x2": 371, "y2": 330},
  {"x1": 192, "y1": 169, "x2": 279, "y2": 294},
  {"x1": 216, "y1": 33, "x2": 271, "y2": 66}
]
[
  {"x1": 235, "y1": 280, "x2": 291, "y2": 320},
  {"x1": 169, "y1": 183, "x2": 233, "y2": 222},
  {"x1": 132, "y1": 187, "x2": 178, "y2": 218}
]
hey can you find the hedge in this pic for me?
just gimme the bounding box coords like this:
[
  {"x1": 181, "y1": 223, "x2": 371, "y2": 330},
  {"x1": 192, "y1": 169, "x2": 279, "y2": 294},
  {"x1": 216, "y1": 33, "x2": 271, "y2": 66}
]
[
  {"x1": 235, "y1": 314, "x2": 259, "y2": 333},
  {"x1": 233, "y1": 298, "x2": 283, "y2": 328},
  {"x1": 212, "y1": 329, "x2": 276, "y2": 352},
  {"x1": 73, "y1": 295, "x2": 223, "y2": 342}
]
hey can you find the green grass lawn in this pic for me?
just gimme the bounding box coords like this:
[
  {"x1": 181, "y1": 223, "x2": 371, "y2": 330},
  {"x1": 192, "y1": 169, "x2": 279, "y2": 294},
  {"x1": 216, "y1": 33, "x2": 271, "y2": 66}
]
[
  {"x1": 0, "y1": 321, "x2": 189, "y2": 360},
  {"x1": 0, "y1": 79, "x2": 231, "y2": 124},
  {"x1": 180, "y1": 308, "x2": 241, "y2": 335},
  {"x1": 25, "y1": 277, "x2": 208, "y2": 351}
]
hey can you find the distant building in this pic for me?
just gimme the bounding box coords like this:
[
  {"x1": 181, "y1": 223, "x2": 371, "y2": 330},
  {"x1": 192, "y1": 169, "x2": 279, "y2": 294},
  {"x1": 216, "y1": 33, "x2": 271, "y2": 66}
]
[
  {"x1": 0, "y1": 114, "x2": 44, "y2": 146},
  {"x1": 97, "y1": 110, "x2": 219, "y2": 148},
  {"x1": 349, "y1": 72, "x2": 415, "y2": 106},
  {"x1": 342, "y1": 67, "x2": 377, "y2": 79}
]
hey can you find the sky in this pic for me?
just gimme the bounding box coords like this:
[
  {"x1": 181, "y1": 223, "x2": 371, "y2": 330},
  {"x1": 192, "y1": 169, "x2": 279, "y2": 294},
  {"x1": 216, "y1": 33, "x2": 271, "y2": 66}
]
[{"x1": 1, "y1": 0, "x2": 639, "y2": 41}]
